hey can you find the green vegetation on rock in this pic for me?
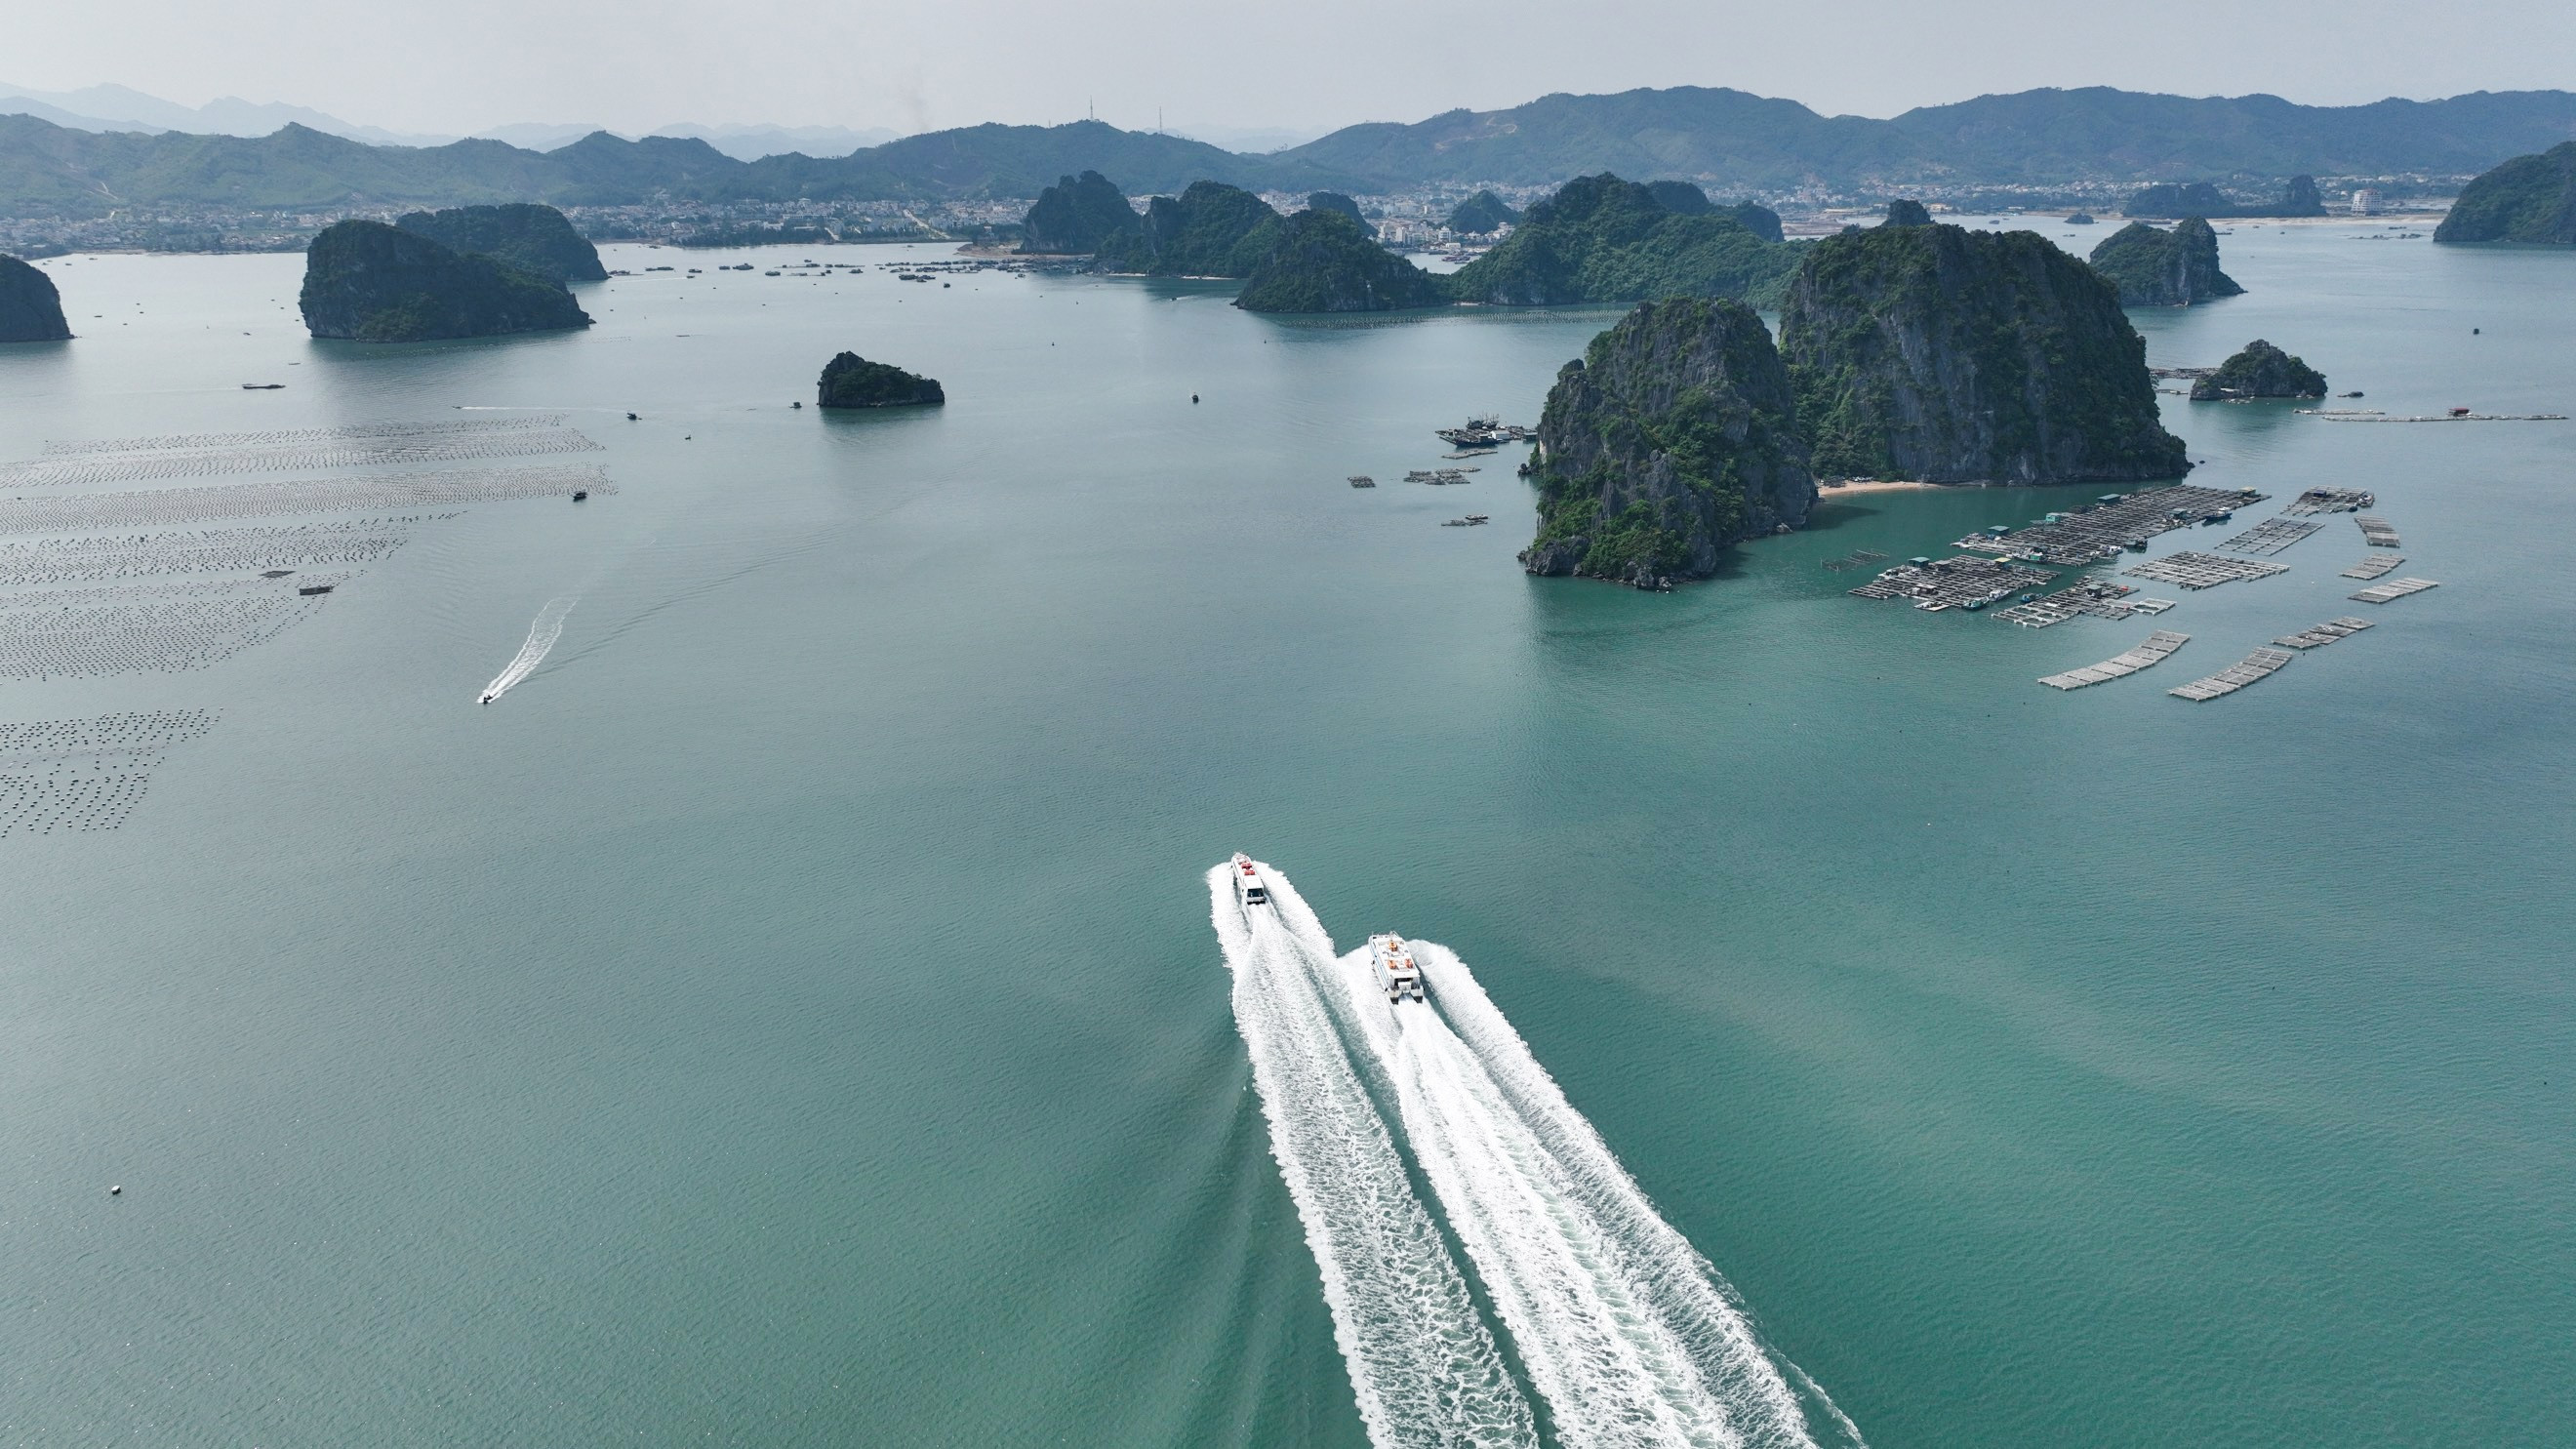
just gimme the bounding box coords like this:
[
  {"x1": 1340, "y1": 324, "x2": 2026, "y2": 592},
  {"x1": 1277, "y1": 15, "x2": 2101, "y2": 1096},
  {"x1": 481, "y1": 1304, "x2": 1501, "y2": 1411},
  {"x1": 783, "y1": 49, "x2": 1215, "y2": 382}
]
[
  {"x1": 1443, "y1": 190, "x2": 1520, "y2": 235},
  {"x1": 2435, "y1": 141, "x2": 2576, "y2": 244},
  {"x1": 1521, "y1": 297, "x2": 1814, "y2": 586},
  {"x1": 298, "y1": 220, "x2": 590, "y2": 342},
  {"x1": 1780, "y1": 221, "x2": 2187, "y2": 484},
  {"x1": 817, "y1": 351, "x2": 945, "y2": 408},
  {"x1": 1882, "y1": 199, "x2": 1933, "y2": 226},
  {"x1": 394, "y1": 203, "x2": 606, "y2": 284},
  {"x1": 1093, "y1": 181, "x2": 1282, "y2": 277},
  {"x1": 2086, "y1": 217, "x2": 2243, "y2": 305},
  {"x1": 1234, "y1": 209, "x2": 1446, "y2": 313},
  {"x1": 2191, "y1": 339, "x2": 2326, "y2": 399},
  {"x1": 1305, "y1": 191, "x2": 1364, "y2": 225},
  {"x1": 0, "y1": 253, "x2": 71, "y2": 342},
  {"x1": 1442, "y1": 173, "x2": 1800, "y2": 308},
  {"x1": 1020, "y1": 171, "x2": 1137, "y2": 254}
]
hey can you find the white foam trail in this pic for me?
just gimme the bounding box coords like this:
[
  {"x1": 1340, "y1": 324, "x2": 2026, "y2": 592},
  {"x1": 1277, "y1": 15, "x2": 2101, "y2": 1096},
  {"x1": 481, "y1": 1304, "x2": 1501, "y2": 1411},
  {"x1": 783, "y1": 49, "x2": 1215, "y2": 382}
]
[
  {"x1": 479, "y1": 597, "x2": 576, "y2": 703},
  {"x1": 1335, "y1": 942, "x2": 1862, "y2": 1449},
  {"x1": 1209, "y1": 865, "x2": 1536, "y2": 1449}
]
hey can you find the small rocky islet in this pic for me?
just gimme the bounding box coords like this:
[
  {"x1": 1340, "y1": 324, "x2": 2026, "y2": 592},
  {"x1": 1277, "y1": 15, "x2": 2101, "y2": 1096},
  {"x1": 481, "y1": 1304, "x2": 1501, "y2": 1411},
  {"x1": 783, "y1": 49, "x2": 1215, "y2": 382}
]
[
  {"x1": 2087, "y1": 217, "x2": 2244, "y2": 306},
  {"x1": 0, "y1": 253, "x2": 72, "y2": 342},
  {"x1": 299, "y1": 218, "x2": 592, "y2": 342},
  {"x1": 2191, "y1": 340, "x2": 2328, "y2": 400},
  {"x1": 818, "y1": 352, "x2": 945, "y2": 409}
]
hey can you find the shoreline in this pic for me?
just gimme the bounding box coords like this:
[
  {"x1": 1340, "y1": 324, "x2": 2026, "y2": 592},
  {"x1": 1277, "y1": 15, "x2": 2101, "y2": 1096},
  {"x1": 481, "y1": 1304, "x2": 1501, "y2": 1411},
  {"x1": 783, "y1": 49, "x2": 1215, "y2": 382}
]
[{"x1": 1817, "y1": 479, "x2": 1941, "y2": 496}]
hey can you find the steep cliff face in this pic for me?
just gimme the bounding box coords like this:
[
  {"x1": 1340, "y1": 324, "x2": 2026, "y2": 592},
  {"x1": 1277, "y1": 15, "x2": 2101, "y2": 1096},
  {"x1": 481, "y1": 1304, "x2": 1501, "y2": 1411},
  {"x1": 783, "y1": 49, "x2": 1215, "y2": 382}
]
[
  {"x1": 2086, "y1": 217, "x2": 2243, "y2": 305},
  {"x1": 0, "y1": 254, "x2": 71, "y2": 342},
  {"x1": 1780, "y1": 221, "x2": 2188, "y2": 484},
  {"x1": 2436, "y1": 141, "x2": 2576, "y2": 244},
  {"x1": 1019, "y1": 171, "x2": 1138, "y2": 254},
  {"x1": 1882, "y1": 199, "x2": 1934, "y2": 226},
  {"x1": 1234, "y1": 209, "x2": 1446, "y2": 313},
  {"x1": 299, "y1": 221, "x2": 591, "y2": 342},
  {"x1": 394, "y1": 203, "x2": 607, "y2": 284},
  {"x1": 817, "y1": 352, "x2": 944, "y2": 408},
  {"x1": 1304, "y1": 191, "x2": 1365, "y2": 225},
  {"x1": 2191, "y1": 339, "x2": 2326, "y2": 399},
  {"x1": 1443, "y1": 173, "x2": 1798, "y2": 307},
  {"x1": 1520, "y1": 298, "x2": 1814, "y2": 587},
  {"x1": 1093, "y1": 181, "x2": 1282, "y2": 276}
]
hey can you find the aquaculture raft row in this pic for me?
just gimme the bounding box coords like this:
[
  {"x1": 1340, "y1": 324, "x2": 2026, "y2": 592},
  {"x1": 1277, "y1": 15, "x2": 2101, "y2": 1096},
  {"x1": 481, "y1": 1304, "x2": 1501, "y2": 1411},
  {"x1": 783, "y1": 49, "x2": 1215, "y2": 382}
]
[
  {"x1": 2038, "y1": 630, "x2": 2192, "y2": 690},
  {"x1": 2169, "y1": 647, "x2": 2297, "y2": 702}
]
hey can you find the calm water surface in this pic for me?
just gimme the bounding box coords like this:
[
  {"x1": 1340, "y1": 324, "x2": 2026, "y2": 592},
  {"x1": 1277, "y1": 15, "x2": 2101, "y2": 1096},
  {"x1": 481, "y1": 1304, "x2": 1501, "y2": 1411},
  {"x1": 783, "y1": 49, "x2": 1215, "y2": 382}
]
[{"x1": 1, "y1": 224, "x2": 2569, "y2": 1446}]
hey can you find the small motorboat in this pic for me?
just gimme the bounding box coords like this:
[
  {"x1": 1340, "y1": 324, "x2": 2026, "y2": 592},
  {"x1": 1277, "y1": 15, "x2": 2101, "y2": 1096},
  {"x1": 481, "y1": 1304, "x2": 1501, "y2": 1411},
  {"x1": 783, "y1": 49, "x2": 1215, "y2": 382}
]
[{"x1": 1231, "y1": 854, "x2": 1269, "y2": 908}]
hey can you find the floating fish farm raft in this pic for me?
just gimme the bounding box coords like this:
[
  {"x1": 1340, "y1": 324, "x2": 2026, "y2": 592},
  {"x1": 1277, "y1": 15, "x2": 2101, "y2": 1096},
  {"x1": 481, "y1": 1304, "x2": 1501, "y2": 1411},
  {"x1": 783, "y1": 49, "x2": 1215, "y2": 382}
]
[
  {"x1": 2038, "y1": 629, "x2": 2191, "y2": 690},
  {"x1": 1953, "y1": 485, "x2": 2267, "y2": 566},
  {"x1": 1993, "y1": 576, "x2": 2171, "y2": 627},
  {"x1": 2121, "y1": 552, "x2": 2290, "y2": 589},
  {"x1": 2283, "y1": 487, "x2": 2376, "y2": 516},
  {"x1": 1848, "y1": 554, "x2": 2056, "y2": 612},
  {"x1": 2342, "y1": 554, "x2": 2405, "y2": 580},
  {"x1": 1820, "y1": 548, "x2": 1891, "y2": 573},
  {"x1": 2351, "y1": 577, "x2": 2440, "y2": 604},
  {"x1": 2170, "y1": 647, "x2": 2297, "y2": 702},
  {"x1": 2356, "y1": 516, "x2": 2403, "y2": 547},
  {"x1": 2274, "y1": 617, "x2": 2375, "y2": 650},
  {"x1": 2215, "y1": 518, "x2": 2322, "y2": 555}
]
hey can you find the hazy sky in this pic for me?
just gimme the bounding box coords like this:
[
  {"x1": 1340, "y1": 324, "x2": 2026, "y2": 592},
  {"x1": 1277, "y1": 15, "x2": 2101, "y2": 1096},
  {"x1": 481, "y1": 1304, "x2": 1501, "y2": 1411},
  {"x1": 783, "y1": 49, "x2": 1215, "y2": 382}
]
[{"x1": 12, "y1": 0, "x2": 2576, "y2": 138}]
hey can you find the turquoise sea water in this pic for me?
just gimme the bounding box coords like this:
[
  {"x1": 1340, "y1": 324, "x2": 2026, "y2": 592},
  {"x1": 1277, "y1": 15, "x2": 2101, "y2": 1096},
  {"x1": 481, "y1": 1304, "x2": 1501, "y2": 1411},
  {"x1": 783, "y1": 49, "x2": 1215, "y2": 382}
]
[{"x1": 2, "y1": 225, "x2": 2569, "y2": 1446}]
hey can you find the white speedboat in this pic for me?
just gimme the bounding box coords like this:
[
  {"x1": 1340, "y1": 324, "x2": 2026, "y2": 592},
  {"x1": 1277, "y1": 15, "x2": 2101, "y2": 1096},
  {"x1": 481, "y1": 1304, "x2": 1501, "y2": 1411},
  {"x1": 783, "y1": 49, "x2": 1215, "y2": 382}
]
[
  {"x1": 1230, "y1": 854, "x2": 1269, "y2": 908},
  {"x1": 1367, "y1": 934, "x2": 1426, "y2": 1003}
]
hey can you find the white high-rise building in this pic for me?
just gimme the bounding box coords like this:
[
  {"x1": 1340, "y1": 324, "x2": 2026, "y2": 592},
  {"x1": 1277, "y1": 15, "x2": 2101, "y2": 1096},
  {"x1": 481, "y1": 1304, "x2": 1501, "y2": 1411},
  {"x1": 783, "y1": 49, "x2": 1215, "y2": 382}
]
[{"x1": 2351, "y1": 188, "x2": 2383, "y2": 216}]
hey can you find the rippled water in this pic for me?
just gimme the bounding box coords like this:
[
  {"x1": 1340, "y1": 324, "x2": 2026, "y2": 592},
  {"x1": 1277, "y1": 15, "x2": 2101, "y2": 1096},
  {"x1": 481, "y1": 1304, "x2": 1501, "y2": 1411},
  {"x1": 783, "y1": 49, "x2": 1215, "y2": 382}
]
[{"x1": 1, "y1": 225, "x2": 2569, "y2": 1446}]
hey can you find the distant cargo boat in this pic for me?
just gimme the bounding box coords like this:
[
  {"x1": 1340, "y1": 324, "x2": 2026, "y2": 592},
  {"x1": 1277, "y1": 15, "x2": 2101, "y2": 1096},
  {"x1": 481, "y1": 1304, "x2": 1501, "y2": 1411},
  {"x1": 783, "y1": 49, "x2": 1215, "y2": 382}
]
[
  {"x1": 1231, "y1": 853, "x2": 1269, "y2": 908},
  {"x1": 1367, "y1": 934, "x2": 1426, "y2": 1003}
]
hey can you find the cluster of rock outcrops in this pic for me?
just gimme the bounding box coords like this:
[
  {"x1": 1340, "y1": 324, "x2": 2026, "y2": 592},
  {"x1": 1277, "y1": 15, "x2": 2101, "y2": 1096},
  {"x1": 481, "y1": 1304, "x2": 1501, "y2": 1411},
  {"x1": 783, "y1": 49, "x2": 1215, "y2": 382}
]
[
  {"x1": 1234, "y1": 209, "x2": 1446, "y2": 314},
  {"x1": 1, "y1": 254, "x2": 71, "y2": 342},
  {"x1": 300, "y1": 209, "x2": 595, "y2": 342},
  {"x1": 2086, "y1": 217, "x2": 2244, "y2": 306},
  {"x1": 1523, "y1": 216, "x2": 2194, "y2": 586}
]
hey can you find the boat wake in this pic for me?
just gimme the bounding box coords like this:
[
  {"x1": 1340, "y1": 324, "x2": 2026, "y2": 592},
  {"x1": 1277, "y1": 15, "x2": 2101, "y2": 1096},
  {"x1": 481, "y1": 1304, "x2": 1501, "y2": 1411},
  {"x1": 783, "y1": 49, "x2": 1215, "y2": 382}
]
[
  {"x1": 1215, "y1": 861, "x2": 1861, "y2": 1449},
  {"x1": 479, "y1": 597, "x2": 576, "y2": 704},
  {"x1": 1207, "y1": 865, "x2": 1537, "y2": 1449}
]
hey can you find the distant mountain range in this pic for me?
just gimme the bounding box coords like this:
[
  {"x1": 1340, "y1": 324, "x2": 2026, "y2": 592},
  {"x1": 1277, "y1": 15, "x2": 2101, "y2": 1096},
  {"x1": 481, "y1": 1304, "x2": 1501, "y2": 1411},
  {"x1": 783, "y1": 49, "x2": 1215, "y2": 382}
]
[
  {"x1": 6, "y1": 84, "x2": 2576, "y2": 221},
  {"x1": 0, "y1": 81, "x2": 894, "y2": 161}
]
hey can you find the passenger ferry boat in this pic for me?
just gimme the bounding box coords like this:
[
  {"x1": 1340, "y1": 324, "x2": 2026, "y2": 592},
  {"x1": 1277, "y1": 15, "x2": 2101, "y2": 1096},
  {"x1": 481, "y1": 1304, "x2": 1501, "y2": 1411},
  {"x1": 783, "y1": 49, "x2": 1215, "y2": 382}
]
[
  {"x1": 1367, "y1": 934, "x2": 1426, "y2": 1003},
  {"x1": 1230, "y1": 854, "x2": 1269, "y2": 908}
]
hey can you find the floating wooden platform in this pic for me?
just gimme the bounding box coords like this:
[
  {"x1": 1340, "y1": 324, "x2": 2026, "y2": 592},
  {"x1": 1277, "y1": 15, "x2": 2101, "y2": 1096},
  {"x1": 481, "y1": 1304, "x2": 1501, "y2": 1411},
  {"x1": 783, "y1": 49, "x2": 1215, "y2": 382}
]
[
  {"x1": 2274, "y1": 616, "x2": 2375, "y2": 649},
  {"x1": 2039, "y1": 629, "x2": 2190, "y2": 690},
  {"x1": 2170, "y1": 647, "x2": 2296, "y2": 701},
  {"x1": 2122, "y1": 551, "x2": 2290, "y2": 589},
  {"x1": 2342, "y1": 554, "x2": 2403, "y2": 580},
  {"x1": 2356, "y1": 516, "x2": 2402, "y2": 547},
  {"x1": 2282, "y1": 487, "x2": 2376, "y2": 516},
  {"x1": 2307, "y1": 412, "x2": 2567, "y2": 423},
  {"x1": 1952, "y1": 485, "x2": 2266, "y2": 566},
  {"x1": 1994, "y1": 575, "x2": 2142, "y2": 627},
  {"x1": 1850, "y1": 554, "x2": 2055, "y2": 612},
  {"x1": 2351, "y1": 577, "x2": 2440, "y2": 604},
  {"x1": 2216, "y1": 517, "x2": 2322, "y2": 555}
]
